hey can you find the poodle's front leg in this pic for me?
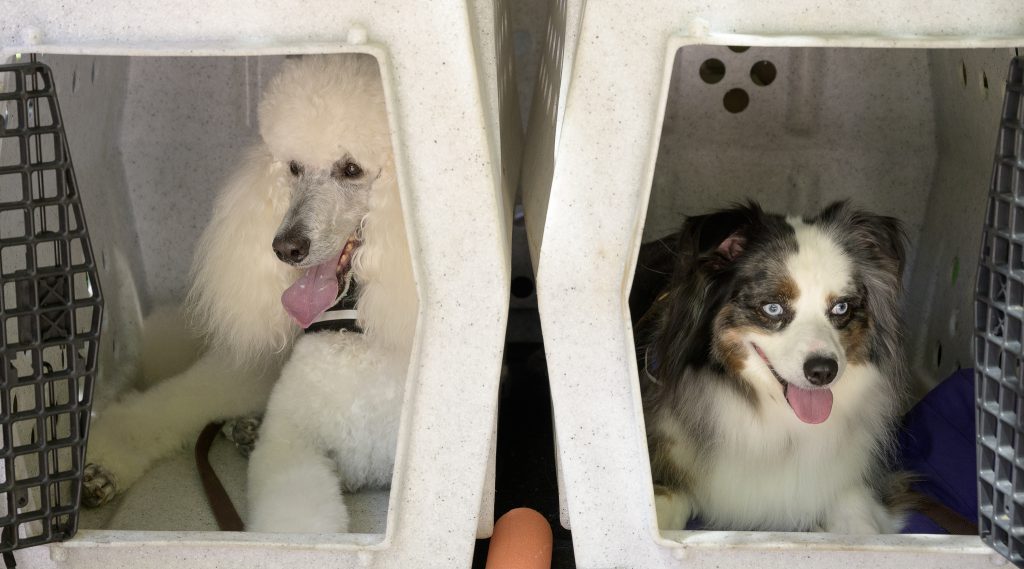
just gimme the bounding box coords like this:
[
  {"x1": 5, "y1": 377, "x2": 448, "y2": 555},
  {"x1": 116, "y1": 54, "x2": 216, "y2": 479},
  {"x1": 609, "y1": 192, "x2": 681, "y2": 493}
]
[
  {"x1": 83, "y1": 349, "x2": 279, "y2": 506},
  {"x1": 247, "y1": 413, "x2": 348, "y2": 533}
]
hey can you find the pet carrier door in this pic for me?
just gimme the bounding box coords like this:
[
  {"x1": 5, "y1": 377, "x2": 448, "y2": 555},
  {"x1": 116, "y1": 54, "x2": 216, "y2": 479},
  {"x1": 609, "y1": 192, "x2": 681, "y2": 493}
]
[{"x1": 0, "y1": 59, "x2": 102, "y2": 553}]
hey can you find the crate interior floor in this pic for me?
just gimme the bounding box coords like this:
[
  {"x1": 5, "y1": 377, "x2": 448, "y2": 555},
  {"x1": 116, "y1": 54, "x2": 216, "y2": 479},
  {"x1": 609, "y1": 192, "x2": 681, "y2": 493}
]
[
  {"x1": 77, "y1": 341, "x2": 575, "y2": 568},
  {"x1": 77, "y1": 433, "x2": 390, "y2": 534}
]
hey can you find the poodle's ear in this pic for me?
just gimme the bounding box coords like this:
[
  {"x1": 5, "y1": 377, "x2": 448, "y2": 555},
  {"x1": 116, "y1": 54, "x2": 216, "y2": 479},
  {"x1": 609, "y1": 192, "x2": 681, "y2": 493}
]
[
  {"x1": 352, "y1": 155, "x2": 419, "y2": 348},
  {"x1": 186, "y1": 146, "x2": 300, "y2": 362}
]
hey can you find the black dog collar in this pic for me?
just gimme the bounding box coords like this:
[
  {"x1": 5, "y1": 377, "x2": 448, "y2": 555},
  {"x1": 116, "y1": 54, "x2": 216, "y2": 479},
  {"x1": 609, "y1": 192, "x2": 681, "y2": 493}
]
[{"x1": 304, "y1": 280, "x2": 362, "y2": 334}]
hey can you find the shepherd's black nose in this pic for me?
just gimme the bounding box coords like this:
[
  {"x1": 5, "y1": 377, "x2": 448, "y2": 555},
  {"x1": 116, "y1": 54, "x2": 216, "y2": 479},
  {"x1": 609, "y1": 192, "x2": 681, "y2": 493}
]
[
  {"x1": 272, "y1": 234, "x2": 310, "y2": 264},
  {"x1": 803, "y1": 356, "x2": 838, "y2": 386}
]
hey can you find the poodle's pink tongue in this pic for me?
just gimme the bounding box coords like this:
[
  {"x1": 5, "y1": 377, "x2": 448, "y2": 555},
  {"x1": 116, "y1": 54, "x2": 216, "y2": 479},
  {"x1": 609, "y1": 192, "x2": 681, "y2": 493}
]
[
  {"x1": 785, "y1": 385, "x2": 833, "y2": 424},
  {"x1": 281, "y1": 251, "x2": 342, "y2": 329}
]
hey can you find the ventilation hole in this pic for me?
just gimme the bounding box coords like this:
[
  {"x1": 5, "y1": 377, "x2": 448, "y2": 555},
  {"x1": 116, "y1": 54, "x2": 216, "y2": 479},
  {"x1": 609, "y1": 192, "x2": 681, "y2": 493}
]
[
  {"x1": 750, "y1": 60, "x2": 776, "y2": 86},
  {"x1": 70, "y1": 70, "x2": 78, "y2": 93},
  {"x1": 728, "y1": 46, "x2": 750, "y2": 53},
  {"x1": 723, "y1": 89, "x2": 749, "y2": 113},
  {"x1": 960, "y1": 60, "x2": 968, "y2": 87},
  {"x1": 100, "y1": 250, "x2": 107, "y2": 270},
  {"x1": 698, "y1": 58, "x2": 726, "y2": 84},
  {"x1": 951, "y1": 255, "x2": 960, "y2": 285},
  {"x1": 91, "y1": 60, "x2": 97, "y2": 84},
  {"x1": 982, "y1": 71, "x2": 990, "y2": 97},
  {"x1": 511, "y1": 276, "x2": 535, "y2": 299},
  {"x1": 936, "y1": 341, "x2": 943, "y2": 368}
]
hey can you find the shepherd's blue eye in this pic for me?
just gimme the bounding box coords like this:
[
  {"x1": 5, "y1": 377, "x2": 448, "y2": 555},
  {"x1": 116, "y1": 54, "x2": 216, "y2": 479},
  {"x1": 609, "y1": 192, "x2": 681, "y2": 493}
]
[
  {"x1": 831, "y1": 302, "x2": 849, "y2": 315},
  {"x1": 762, "y1": 303, "x2": 784, "y2": 317}
]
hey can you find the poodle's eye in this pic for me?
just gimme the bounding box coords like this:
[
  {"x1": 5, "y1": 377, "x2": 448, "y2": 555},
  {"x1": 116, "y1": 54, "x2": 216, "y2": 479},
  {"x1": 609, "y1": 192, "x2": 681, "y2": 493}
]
[
  {"x1": 288, "y1": 161, "x2": 304, "y2": 177},
  {"x1": 333, "y1": 161, "x2": 363, "y2": 180}
]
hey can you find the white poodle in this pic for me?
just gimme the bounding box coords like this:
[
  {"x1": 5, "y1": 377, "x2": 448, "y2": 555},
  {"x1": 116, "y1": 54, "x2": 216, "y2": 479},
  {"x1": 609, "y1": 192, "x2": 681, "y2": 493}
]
[{"x1": 83, "y1": 55, "x2": 417, "y2": 531}]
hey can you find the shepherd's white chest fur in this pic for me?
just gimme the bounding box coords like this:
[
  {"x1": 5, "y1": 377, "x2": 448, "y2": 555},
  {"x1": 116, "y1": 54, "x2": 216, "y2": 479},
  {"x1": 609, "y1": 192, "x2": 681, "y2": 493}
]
[{"x1": 654, "y1": 363, "x2": 898, "y2": 533}]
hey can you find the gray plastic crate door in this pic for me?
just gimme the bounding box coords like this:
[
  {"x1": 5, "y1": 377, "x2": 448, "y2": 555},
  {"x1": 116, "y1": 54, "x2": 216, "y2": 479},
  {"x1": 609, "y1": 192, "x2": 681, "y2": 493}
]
[
  {"x1": 976, "y1": 55, "x2": 1024, "y2": 566},
  {"x1": 0, "y1": 60, "x2": 103, "y2": 553}
]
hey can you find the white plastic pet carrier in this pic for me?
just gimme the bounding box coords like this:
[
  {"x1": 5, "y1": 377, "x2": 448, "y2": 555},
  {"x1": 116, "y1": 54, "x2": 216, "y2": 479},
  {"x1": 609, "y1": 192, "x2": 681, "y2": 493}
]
[
  {"x1": 521, "y1": 1, "x2": 1024, "y2": 568},
  {"x1": 1, "y1": 1, "x2": 519, "y2": 567}
]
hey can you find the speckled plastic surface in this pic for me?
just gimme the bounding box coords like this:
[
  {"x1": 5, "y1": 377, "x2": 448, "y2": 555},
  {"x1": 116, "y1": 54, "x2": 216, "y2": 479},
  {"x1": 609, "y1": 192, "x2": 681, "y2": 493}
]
[
  {"x1": 975, "y1": 56, "x2": 1024, "y2": 566},
  {"x1": 0, "y1": 1, "x2": 518, "y2": 567},
  {"x1": 520, "y1": 2, "x2": 1024, "y2": 568}
]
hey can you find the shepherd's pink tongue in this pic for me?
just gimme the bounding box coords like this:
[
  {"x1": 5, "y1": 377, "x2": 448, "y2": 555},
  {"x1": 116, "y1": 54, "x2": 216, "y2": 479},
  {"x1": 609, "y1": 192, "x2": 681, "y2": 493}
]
[
  {"x1": 785, "y1": 385, "x2": 833, "y2": 424},
  {"x1": 281, "y1": 251, "x2": 342, "y2": 328}
]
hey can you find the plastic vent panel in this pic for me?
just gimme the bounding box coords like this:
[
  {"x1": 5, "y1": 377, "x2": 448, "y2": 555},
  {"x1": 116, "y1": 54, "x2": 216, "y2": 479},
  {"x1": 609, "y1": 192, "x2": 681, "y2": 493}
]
[
  {"x1": 977, "y1": 55, "x2": 1024, "y2": 566},
  {"x1": 0, "y1": 61, "x2": 102, "y2": 552}
]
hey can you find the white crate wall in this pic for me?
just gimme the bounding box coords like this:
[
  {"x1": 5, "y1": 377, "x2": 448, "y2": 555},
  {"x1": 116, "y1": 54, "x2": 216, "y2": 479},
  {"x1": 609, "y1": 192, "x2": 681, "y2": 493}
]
[
  {"x1": 0, "y1": 0, "x2": 519, "y2": 567},
  {"x1": 521, "y1": 1, "x2": 1024, "y2": 568}
]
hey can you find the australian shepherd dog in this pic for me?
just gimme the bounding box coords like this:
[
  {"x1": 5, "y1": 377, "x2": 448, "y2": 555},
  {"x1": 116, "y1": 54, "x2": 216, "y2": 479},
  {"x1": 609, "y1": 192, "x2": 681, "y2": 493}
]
[{"x1": 639, "y1": 201, "x2": 911, "y2": 533}]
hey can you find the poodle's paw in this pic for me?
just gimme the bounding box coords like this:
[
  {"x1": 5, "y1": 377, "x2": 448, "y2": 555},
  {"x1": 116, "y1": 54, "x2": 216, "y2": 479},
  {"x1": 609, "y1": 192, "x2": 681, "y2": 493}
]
[
  {"x1": 222, "y1": 415, "x2": 263, "y2": 457},
  {"x1": 246, "y1": 449, "x2": 350, "y2": 533},
  {"x1": 82, "y1": 463, "x2": 119, "y2": 508},
  {"x1": 249, "y1": 502, "x2": 349, "y2": 534},
  {"x1": 247, "y1": 483, "x2": 350, "y2": 534}
]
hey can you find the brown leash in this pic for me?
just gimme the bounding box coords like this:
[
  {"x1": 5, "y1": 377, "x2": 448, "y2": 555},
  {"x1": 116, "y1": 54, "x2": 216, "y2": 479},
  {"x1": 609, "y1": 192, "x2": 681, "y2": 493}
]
[
  {"x1": 195, "y1": 422, "x2": 244, "y2": 531},
  {"x1": 909, "y1": 490, "x2": 978, "y2": 535}
]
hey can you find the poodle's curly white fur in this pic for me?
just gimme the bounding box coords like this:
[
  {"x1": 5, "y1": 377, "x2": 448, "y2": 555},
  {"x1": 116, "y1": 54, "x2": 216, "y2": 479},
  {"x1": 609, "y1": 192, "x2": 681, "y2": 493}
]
[{"x1": 83, "y1": 55, "x2": 417, "y2": 531}]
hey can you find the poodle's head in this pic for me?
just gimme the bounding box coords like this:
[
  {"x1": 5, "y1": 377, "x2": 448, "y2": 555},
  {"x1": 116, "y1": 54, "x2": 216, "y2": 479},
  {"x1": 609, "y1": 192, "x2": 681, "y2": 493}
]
[{"x1": 258, "y1": 54, "x2": 394, "y2": 327}]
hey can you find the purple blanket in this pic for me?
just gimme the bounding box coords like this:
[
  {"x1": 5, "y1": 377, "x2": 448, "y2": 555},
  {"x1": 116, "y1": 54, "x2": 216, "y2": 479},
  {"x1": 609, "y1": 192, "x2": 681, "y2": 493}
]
[{"x1": 897, "y1": 368, "x2": 977, "y2": 534}]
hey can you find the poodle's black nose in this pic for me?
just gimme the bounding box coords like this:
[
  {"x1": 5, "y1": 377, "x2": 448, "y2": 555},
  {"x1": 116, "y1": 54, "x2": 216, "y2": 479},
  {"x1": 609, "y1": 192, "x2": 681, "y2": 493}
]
[
  {"x1": 803, "y1": 356, "x2": 838, "y2": 386},
  {"x1": 272, "y1": 233, "x2": 310, "y2": 264}
]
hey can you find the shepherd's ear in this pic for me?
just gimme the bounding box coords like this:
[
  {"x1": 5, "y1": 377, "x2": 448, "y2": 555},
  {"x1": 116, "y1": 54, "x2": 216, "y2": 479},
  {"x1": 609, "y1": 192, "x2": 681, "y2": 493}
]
[
  {"x1": 678, "y1": 201, "x2": 762, "y2": 267},
  {"x1": 859, "y1": 214, "x2": 907, "y2": 275},
  {"x1": 817, "y1": 200, "x2": 907, "y2": 277},
  {"x1": 715, "y1": 231, "x2": 746, "y2": 261}
]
